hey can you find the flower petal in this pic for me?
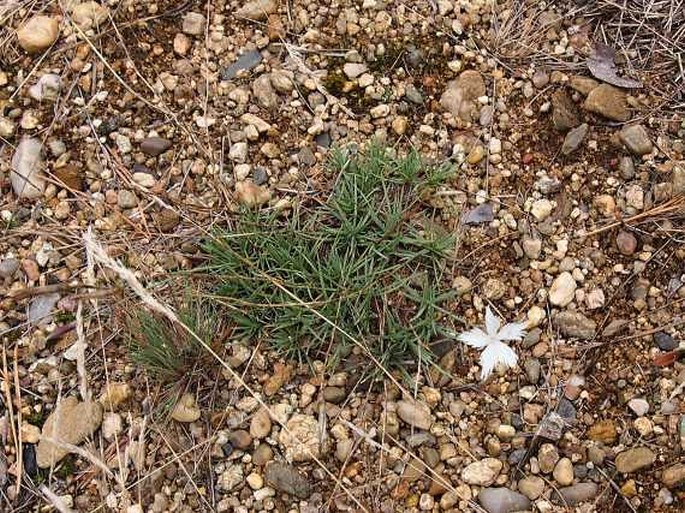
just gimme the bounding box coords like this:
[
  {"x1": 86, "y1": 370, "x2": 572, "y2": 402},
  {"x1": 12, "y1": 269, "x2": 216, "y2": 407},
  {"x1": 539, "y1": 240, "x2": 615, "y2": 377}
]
[
  {"x1": 485, "y1": 306, "x2": 501, "y2": 336},
  {"x1": 479, "y1": 341, "x2": 518, "y2": 380},
  {"x1": 496, "y1": 321, "x2": 527, "y2": 341},
  {"x1": 458, "y1": 328, "x2": 489, "y2": 348}
]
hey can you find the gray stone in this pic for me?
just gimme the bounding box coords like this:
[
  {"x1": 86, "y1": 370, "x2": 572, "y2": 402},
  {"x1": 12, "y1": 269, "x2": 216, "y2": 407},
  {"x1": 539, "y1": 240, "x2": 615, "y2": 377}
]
[
  {"x1": 478, "y1": 488, "x2": 530, "y2": 513},
  {"x1": 297, "y1": 146, "x2": 316, "y2": 166},
  {"x1": 405, "y1": 85, "x2": 424, "y2": 104},
  {"x1": 117, "y1": 190, "x2": 137, "y2": 209},
  {"x1": 554, "y1": 311, "x2": 596, "y2": 340},
  {"x1": 561, "y1": 123, "x2": 588, "y2": 155},
  {"x1": 221, "y1": 50, "x2": 263, "y2": 80},
  {"x1": 672, "y1": 163, "x2": 685, "y2": 194},
  {"x1": 628, "y1": 398, "x2": 649, "y2": 417},
  {"x1": 619, "y1": 156, "x2": 635, "y2": 179},
  {"x1": 182, "y1": 12, "x2": 206, "y2": 36},
  {"x1": 654, "y1": 332, "x2": 677, "y2": 351},
  {"x1": 252, "y1": 166, "x2": 268, "y2": 185},
  {"x1": 619, "y1": 124, "x2": 653, "y2": 155},
  {"x1": 0, "y1": 258, "x2": 20, "y2": 279},
  {"x1": 524, "y1": 358, "x2": 541, "y2": 384},
  {"x1": 616, "y1": 230, "x2": 638, "y2": 255},
  {"x1": 343, "y1": 63, "x2": 367, "y2": 79},
  {"x1": 552, "y1": 483, "x2": 599, "y2": 506},
  {"x1": 265, "y1": 462, "x2": 312, "y2": 498}
]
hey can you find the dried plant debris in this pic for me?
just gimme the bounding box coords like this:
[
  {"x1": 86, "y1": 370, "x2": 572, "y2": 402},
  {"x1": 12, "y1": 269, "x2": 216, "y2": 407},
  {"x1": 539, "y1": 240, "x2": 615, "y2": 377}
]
[{"x1": 587, "y1": 43, "x2": 642, "y2": 89}]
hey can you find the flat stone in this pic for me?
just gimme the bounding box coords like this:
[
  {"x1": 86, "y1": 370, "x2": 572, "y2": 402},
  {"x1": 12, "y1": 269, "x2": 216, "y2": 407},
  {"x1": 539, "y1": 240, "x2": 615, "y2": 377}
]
[
  {"x1": 170, "y1": 393, "x2": 201, "y2": 423},
  {"x1": 461, "y1": 458, "x2": 502, "y2": 486},
  {"x1": 343, "y1": 63, "x2": 368, "y2": 79},
  {"x1": 552, "y1": 483, "x2": 599, "y2": 506},
  {"x1": 619, "y1": 124, "x2": 653, "y2": 155},
  {"x1": 228, "y1": 429, "x2": 252, "y2": 450},
  {"x1": 628, "y1": 398, "x2": 649, "y2": 417},
  {"x1": 478, "y1": 487, "x2": 530, "y2": 513},
  {"x1": 615, "y1": 447, "x2": 656, "y2": 473},
  {"x1": 36, "y1": 397, "x2": 103, "y2": 468},
  {"x1": 561, "y1": 123, "x2": 588, "y2": 155},
  {"x1": 552, "y1": 90, "x2": 580, "y2": 131},
  {"x1": 322, "y1": 386, "x2": 346, "y2": 404},
  {"x1": 583, "y1": 84, "x2": 630, "y2": 121},
  {"x1": 554, "y1": 311, "x2": 596, "y2": 340},
  {"x1": 140, "y1": 137, "x2": 172, "y2": 156},
  {"x1": 396, "y1": 399, "x2": 434, "y2": 430},
  {"x1": 11, "y1": 138, "x2": 45, "y2": 199},
  {"x1": 28, "y1": 74, "x2": 61, "y2": 102},
  {"x1": 182, "y1": 12, "x2": 206, "y2": 36},
  {"x1": 264, "y1": 462, "x2": 312, "y2": 498},
  {"x1": 70, "y1": 2, "x2": 109, "y2": 30},
  {"x1": 523, "y1": 358, "x2": 541, "y2": 384},
  {"x1": 672, "y1": 163, "x2": 685, "y2": 194},
  {"x1": 654, "y1": 332, "x2": 678, "y2": 351},
  {"x1": 235, "y1": 0, "x2": 278, "y2": 21},
  {"x1": 221, "y1": 50, "x2": 262, "y2": 80}
]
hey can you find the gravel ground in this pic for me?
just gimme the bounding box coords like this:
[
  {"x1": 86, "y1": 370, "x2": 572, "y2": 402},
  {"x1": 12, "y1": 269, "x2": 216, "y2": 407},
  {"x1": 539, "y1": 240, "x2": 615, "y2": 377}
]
[{"x1": 1, "y1": 1, "x2": 685, "y2": 512}]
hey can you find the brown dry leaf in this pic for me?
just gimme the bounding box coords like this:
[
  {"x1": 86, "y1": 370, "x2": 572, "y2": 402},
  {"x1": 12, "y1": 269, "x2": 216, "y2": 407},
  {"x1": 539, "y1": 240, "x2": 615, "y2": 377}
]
[{"x1": 587, "y1": 43, "x2": 642, "y2": 89}]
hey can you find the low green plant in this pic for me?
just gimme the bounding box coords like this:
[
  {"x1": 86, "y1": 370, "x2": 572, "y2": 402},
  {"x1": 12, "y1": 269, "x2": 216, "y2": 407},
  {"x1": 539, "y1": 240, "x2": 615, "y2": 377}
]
[
  {"x1": 128, "y1": 297, "x2": 218, "y2": 382},
  {"x1": 204, "y1": 144, "x2": 457, "y2": 378}
]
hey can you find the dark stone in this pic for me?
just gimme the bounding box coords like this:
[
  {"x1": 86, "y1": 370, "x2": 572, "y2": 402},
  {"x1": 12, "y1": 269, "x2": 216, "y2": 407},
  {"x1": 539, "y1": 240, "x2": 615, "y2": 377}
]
[
  {"x1": 252, "y1": 166, "x2": 268, "y2": 185},
  {"x1": 140, "y1": 137, "x2": 172, "y2": 157},
  {"x1": 557, "y1": 399, "x2": 577, "y2": 421},
  {"x1": 654, "y1": 332, "x2": 678, "y2": 351},
  {"x1": 463, "y1": 203, "x2": 494, "y2": 224},
  {"x1": 552, "y1": 483, "x2": 599, "y2": 506},
  {"x1": 97, "y1": 117, "x2": 120, "y2": 136},
  {"x1": 23, "y1": 444, "x2": 37, "y2": 477},
  {"x1": 508, "y1": 448, "x2": 527, "y2": 465},
  {"x1": 265, "y1": 462, "x2": 312, "y2": 499},
  {"x1": 478, "y1": 487, "x2": 531, "y2": 513},
  {"x1": 0, "y1": 258, "x2": 20, "y2": 279},
  {"x1": 221, "y1": 442, "x2": 234, "y2": 457},
  {"x1": 221, "y1": 49, "x2": 263, "y2": 80},
  {"x1": 315, "y1": 132, "x2": 331, "y2": 148},
  {"x1": 297, "y1": 146, "x2": 316, "y2": 166}
]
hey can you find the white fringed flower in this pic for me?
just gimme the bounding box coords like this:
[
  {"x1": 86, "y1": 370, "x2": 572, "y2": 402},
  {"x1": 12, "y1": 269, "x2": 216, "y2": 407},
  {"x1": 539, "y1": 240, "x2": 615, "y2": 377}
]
[{"x1": 458, "y1": 307, "x2": 527, "y2": 381}]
